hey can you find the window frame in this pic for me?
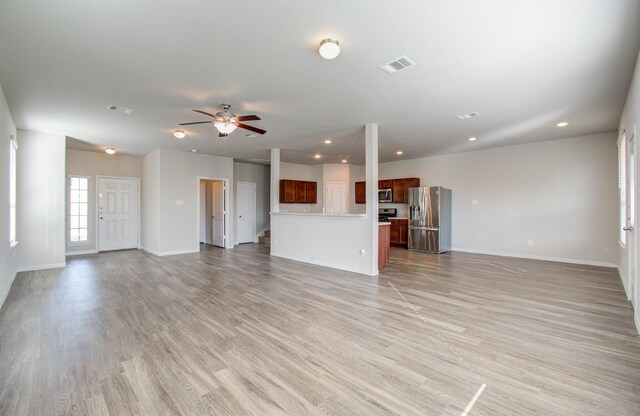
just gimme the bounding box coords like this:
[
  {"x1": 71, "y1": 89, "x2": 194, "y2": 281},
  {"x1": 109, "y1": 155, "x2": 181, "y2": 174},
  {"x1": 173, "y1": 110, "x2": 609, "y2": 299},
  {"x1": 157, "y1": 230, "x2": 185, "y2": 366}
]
[
  {"x1": 67, "y1": 175, "x2": 91, "y2": 246},
  {"x1": 9, "y1": 137, "x2": 17, "y2": 248}
]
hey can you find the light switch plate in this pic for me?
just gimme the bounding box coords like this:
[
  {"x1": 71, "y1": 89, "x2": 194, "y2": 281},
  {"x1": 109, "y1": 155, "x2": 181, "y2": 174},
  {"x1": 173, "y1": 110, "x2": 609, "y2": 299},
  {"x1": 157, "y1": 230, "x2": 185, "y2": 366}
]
[{"x1": 176, "y1": 200, "x2": 184, "y2": 206}]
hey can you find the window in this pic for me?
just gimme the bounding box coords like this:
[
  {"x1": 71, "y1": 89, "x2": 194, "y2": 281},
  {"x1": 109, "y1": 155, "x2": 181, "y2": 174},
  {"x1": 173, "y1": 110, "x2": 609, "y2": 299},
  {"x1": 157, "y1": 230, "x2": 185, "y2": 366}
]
[
  {"x1": 619, "y1": 133, "x2": 627, "y2": 245},
  {"x1": 69, "y1": 176, "x2": 89, "y2": 243},
  {"x1": 9, "y1": 138, "x2": 17, "y2": 247}
]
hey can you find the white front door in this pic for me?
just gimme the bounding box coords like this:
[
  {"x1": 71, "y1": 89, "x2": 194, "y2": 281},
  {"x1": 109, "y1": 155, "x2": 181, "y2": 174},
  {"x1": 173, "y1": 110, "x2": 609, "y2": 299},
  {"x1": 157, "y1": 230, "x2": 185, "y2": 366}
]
[
  {"x1": 237, "y1": 182, "x2": 256, "y2": 244},
  {"x1": 325, "y1": 182, "x2": 348, "y2": 214},
  {"x1": 212, "y1": 181, "x2": 225, "y2": 247},
  {"x1": 98, "y1": 177, "x2": 139, "y2": 251},
  {"x1": 627, "y1": 131, "x2": 637, "y2": 308},
  {"x1": 200, "y1": 182, "x2": 206, "y2": 243}
]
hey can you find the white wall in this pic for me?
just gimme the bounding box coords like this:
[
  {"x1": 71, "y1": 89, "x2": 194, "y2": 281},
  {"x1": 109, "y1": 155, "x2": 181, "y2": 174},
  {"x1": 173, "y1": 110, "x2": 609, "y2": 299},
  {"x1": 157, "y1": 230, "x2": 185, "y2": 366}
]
[
  {"x1": 380, "y1": 132, "x2": 618, "y2": 266},
  {"x1": 271, "y1": 124, "x2": 379, "y2": 275},
  {"x1": 65, "y1": 149, "x2": 142, "y2": 254},
  {"x1": 16, "y1": 129, "x2": 66, "y2": 271},
  {"x1": 149, "y1": 149, "x2": 234, "y2": 255},
  {"x1": 0, "y1": 84, "x2": 17, "y2": 310},
  {"x1": 141, "y1": 149, "x2": 161, "y2": 254},
  {"x1": 618, "y1": 50, "x2": 640, "y2": 330},
  {"x1": 234, "y1": 162, "x2": 271, "y2": 242}
]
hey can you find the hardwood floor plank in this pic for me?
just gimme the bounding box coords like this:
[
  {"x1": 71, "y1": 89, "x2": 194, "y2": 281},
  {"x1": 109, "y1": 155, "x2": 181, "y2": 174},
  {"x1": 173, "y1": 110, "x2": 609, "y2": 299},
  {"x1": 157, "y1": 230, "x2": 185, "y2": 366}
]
[{"x1": 0, "y1": 243, "x2": 638, "y2": 415}]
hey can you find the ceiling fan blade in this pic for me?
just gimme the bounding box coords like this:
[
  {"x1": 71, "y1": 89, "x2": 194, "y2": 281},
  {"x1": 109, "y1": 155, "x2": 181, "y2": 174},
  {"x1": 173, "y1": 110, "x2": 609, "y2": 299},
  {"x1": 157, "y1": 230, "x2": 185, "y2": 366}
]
[
  {"x1": 179, "y1": 121, "x2": 213, "y2": 125},
  {"x1": 237, "y1": 115, "x2": 261, "y2": 121},
  {"x1": 193, "y1": 109, "x2": 218, "y2": 118},
  {"x1": 219, "y1": 132, "x2": 228, "y2": 138},
  {"x1": 237, "y1": 123, "x2": 266, "y2": 135}
]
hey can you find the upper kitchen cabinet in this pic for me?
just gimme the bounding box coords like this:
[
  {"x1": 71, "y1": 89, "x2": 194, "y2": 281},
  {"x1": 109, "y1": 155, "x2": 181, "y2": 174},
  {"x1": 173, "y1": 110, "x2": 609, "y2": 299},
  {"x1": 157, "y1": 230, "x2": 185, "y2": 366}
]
[
  {"x1": 355, "y1": 181, "x2": 366, "y2": 204},
  {"x1": 379, "y1": 180, "x2": 393, "y2": 190},
  {"x1": 403, "y1": 178, "x2": 420, "y2": 202},
  {"x1": 392, "y1": 179, "x2": 405, "y2": 203},
  {"x1": 279, "y1": 179, "x2": 317, "y2": 204},
  {"x1": 305, "y1": 181, "x2": 317, "y2": 204}
]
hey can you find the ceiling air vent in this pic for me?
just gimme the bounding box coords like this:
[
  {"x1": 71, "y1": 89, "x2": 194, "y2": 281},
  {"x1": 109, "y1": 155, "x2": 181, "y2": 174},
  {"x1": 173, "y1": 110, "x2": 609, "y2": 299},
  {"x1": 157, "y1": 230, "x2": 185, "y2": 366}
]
[
  {"x1": 379, "y1": 55, "x2": 416, "y2": 74},
  {"x1": 455, "y1": 112, "x2": 479, "y2": 120},
  {"x1": 107, "y1": 104, "x2": 134, "y2": 114}
]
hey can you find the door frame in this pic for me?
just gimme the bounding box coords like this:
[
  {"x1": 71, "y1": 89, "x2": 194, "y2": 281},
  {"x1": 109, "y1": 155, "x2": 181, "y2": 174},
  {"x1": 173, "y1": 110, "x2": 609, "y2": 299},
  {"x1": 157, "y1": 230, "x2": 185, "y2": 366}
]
[
  {"x1": 629, "y1": 126, "x2": 638, "y2": 309},
  {"x1": 96, "y1": 175, "x2": 141, "y2": 252},
  {"x1": 236, "y1": 181, "x2": 257, "y2": 244},
  {"x1": 196, "y1": 177, "x2": 231, "y2": 249}
]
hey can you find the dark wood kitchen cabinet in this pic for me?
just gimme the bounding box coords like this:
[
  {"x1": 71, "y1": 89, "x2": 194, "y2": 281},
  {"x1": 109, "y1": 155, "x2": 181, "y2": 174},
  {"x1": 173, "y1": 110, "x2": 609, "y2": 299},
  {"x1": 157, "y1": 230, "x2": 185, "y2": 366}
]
[
  {"x1": 279, "y1": 179, "x2": 317, "y2": 204},
  {"x1": 305, "y1": 181, "x2": 317, "y2": 204},
  {"x1": 355, "y1": 181, "x2": 366, "y2": 204},
  {"x1": 392, "y1": 179, "x2": 405, "y2": 203},
  {"x1": 389, "y1": 218, "x2": 408, "y2": 246},
  {"x1": 403, "y1": 177, "x2": 420, "y2": 202},
  {"x1": 379, "y1": 180, "x2": 393, "y2": 190},
  {"x1": 295, "y1": 181, "x2": 307, "y2": 203}
]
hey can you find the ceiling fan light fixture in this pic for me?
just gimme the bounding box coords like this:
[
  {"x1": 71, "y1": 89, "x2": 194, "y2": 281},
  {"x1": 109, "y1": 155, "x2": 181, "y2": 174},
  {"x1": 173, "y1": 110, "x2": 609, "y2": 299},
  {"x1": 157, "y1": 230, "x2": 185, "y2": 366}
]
[
  {"x1": 105, "y1": 147, "x2": 116, "y2": 155},
  {"x1": 214, "y1": 121, "x2": 238, "y2": 134},
  {"x1": 173, "y1": 130, "x2": 186, "y2": 139},
  {"x1": 319, "y1": 38, "x2": 340, "y2": 60}
]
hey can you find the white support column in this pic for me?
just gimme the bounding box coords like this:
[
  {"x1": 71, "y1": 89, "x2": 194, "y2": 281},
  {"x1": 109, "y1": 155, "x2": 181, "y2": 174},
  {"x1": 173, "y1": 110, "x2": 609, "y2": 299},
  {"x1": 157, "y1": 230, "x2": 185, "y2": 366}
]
[
  {"x1": 365, "y1": 124, "x2": 379, "y2": 276},
  {"x1": 270, "y1": 148, "x2": 280, "y2": 213}
]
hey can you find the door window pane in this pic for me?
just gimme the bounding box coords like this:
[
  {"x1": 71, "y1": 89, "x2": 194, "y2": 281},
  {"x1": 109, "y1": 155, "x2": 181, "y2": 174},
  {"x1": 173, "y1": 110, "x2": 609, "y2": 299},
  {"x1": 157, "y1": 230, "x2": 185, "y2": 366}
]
[{"x1": 69, "y1": 176, "x2": 90, "y2": 243}]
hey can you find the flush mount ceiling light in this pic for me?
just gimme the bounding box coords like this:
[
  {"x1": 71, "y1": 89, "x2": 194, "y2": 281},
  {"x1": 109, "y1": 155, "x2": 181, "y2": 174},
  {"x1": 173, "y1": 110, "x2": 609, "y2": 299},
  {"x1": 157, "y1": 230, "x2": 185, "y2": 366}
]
[
  {"x1": 314, "y1": 154, "x2": 322, "y2": 159},
  {"x1": 556, "y1": 121, "x2": 569, "y2": 127},
  {"x1": 468, "y1": 137, "x2": 477, "y2": 141},
  {"x1": 341, "y1": 159, "x2": 348, "y2": 163},
  {"x1": 173, "y1": 130, "x2": 186, "y2": 139},
  {"x1": 105, "y1": 147, "x2": 116, "y2": 155},
  {"x1": 324, "y1": 139, "x2": 332, "y2": 144},
  {"x1": 396, "y1": 151, "x2": 404, "y2": 155},
  {"x1": 319, "y1": 38, "x2": 340, "y2": 60}
]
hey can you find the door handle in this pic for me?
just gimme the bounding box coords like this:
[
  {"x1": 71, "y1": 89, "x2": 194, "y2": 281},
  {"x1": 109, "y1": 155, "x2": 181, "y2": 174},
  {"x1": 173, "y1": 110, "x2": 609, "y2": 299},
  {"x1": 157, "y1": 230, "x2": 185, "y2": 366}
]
[{"x1": 624, "y1": 226, "x2": 634, "y2": 231}]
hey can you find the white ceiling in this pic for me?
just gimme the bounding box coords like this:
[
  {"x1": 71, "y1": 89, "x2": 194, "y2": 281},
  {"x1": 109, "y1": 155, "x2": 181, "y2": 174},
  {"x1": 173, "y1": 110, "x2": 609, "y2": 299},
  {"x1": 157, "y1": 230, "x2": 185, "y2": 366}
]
[{"x1": 1, "y1": 0, "x2": 639, "y2": 164}]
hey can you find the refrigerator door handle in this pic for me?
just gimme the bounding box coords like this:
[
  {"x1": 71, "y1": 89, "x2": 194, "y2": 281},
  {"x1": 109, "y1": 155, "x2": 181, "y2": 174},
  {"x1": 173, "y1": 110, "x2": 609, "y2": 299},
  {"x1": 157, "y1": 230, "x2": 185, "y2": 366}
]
[{"x1": 409, "y1": 226, "x2": 439, "y2": 231}]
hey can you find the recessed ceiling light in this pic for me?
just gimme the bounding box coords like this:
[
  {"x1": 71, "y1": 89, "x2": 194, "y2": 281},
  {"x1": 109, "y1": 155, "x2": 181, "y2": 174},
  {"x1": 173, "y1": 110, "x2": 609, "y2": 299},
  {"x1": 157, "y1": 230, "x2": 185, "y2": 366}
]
[
  {"x1": 319, "y1": 38, "x2": 340, "y2": 60},
  {"x1": 105, "y1": 148, "x2": 116, "y2": 155},
  {"x1": 314, "y1": 154, "x2": 322, "y2": 159},
  {"x1": 341, "y1": 159, "x2": 348, "y2": 163},
  {"x1": 324, "y1": 139, "x2": 332, "y2": 144},
  {"x1": 191, "y1": 149, "x2": 197, "y2": 153},
  {"x1": 468, "y1": 137, "x2": 477, "y2": 141},
  {"x1": 556, "y1": 121, "x2": 569, "y2": 127},
  {"x1": 396, "y1": 151, "x2": 403, "y2": 155},
  {"x1": 173, "y1": 130, "x2": 186, "y2": 139}
]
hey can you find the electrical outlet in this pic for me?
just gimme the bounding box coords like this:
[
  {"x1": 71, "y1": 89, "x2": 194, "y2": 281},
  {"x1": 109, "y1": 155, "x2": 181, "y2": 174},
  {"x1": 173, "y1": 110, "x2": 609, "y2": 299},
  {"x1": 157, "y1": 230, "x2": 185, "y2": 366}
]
[{"x1": 527, "y1": 240, "x2": 533, "y2": 246}]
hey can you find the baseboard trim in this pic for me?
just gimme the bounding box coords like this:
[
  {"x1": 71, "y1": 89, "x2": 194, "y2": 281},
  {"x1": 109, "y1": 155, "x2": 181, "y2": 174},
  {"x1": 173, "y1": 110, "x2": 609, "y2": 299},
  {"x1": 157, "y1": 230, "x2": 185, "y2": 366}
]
[
  {"x1": 66, "y1": 249, "x2": 98, "y2": 256},
  {"x1": 17, "y1": 262, "x2": 67, "y2": 272},
  {"x1": 141, "y1": 247, "x2": 199, "y2": 257},
  {"x1": 0, "y1": 269, "x2": 18, "y2": 311},
  {"x1": 635, "y1": 312, "x2": 640, "y2": 336},
  {"x1": 270, "y1": 251, "x2": 376, "y2": 276},
  {"x1": 450, "y1": 247, "x2": 617, "y2": 268}
]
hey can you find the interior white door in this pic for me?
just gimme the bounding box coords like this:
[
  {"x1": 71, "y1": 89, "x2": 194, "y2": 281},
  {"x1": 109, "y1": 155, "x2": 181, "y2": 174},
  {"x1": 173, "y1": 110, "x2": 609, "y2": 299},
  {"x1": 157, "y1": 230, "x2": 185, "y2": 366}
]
[
  {"x1": 237, "y1": 182, "x2": 256, "y2": 244},
  {"x1": 627, "y1": 132, "x2": 637, "y2": 307},
  {"x1": 212, "y1": 181, "x2": 225, "y2": 247},
  {"x1": 200, "y1": 182, "x2": 206, "y2": 243},
  {"x1": 325, "y1": 182, "x2": 348, "y2": 214},
  {"x1": 98, "y1": 177, "x2": 139, "y2": 251}
]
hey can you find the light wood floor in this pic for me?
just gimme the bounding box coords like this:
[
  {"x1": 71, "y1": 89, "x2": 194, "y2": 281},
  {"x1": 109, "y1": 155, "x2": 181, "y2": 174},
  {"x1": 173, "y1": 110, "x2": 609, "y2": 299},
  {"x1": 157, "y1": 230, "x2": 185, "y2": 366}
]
[{"x1": 1, "y1": 241, "x2": 639, "y2": 415}]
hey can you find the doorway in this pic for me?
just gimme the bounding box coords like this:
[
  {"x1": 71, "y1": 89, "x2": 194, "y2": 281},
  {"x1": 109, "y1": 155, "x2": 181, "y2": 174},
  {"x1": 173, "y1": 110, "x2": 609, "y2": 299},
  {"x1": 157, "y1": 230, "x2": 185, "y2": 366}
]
[
  {"x1": 237, "y1": 182, "x2": 256, "y2": 244},
  {"x1": 198, "y1": 178, "x2": 227, "y2": 249},
  {"x1": 325, "y1": 181, "x2": 348, "y2": 214},
  {"x1": 97, "y1": 176, "x2": 140, "y2": 251}
]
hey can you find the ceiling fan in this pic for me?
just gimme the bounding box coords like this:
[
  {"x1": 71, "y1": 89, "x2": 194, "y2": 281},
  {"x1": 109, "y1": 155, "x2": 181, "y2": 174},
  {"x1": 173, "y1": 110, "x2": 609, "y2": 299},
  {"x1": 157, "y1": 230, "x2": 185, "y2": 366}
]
[{"x1": 179, "y1": 104, "x2": 266, "y2": 137}]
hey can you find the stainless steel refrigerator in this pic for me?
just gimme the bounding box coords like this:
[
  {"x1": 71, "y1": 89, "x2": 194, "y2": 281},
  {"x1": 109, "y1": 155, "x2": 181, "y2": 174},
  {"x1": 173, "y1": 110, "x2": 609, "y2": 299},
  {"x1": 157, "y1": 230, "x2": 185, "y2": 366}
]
[{"x1": 408, "y1": 187, "x2": 451, "y2": 253}]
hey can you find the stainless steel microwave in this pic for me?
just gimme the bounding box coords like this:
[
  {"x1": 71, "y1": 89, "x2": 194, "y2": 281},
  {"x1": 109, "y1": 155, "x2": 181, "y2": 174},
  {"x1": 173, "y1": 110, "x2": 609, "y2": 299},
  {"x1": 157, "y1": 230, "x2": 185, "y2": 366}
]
[{"x1": 378, "y1": 188, "x2": 392, "y2": 203}]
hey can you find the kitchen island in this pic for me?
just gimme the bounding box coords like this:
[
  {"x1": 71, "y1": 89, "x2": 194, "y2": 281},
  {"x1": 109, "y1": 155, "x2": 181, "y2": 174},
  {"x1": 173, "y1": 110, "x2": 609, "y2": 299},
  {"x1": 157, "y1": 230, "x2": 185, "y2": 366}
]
[{"x1": 378, "y1": 222, "x2": 390, "y2": 270}]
